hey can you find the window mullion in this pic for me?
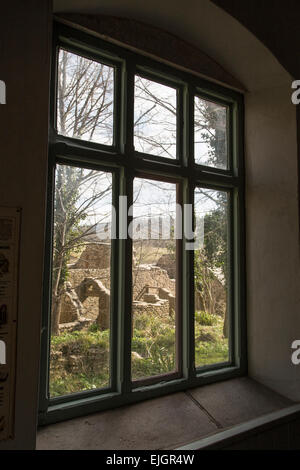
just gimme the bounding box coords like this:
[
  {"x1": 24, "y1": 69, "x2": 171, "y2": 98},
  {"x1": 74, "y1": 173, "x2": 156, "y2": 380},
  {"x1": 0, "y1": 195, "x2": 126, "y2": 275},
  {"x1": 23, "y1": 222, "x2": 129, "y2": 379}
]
[
  {"x1": 119, "y1": 58, "x2": 135, "y2": 393},
  {"x1": 177, "y1": 85, "x2": 184, "y2": 163},
  {"x1": 110, "y1": 171, "x2": 120, "y2": 392},
  {"x1": 39, "y1": 155, "x2": 56, "y2": 423},
  {"x1": 121, "y1": 58, "x2": 135, "y2": 156},
  {"x1": 182, "y1": 179, "x2": 196, "y2": 379},
  {"x1": 185, "y1": 84, "x2": 195, "y2": 169},
  {"x1": 121, "y1": 169, "x2": 133, "y2": 394}
]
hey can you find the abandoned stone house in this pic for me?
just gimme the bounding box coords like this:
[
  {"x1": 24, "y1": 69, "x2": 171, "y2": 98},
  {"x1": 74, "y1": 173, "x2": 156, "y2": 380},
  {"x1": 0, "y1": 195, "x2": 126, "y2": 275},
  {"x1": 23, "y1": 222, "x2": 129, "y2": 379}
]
[
  {"x1": 60, "y1": 241, "x2": 226, "y2": 331},
  {"x1": 2, "y1": 0, "x2": 300, "y2": 452},
  {"x1": 60, "y1": 242, "x2": 178, "y2": 330}
]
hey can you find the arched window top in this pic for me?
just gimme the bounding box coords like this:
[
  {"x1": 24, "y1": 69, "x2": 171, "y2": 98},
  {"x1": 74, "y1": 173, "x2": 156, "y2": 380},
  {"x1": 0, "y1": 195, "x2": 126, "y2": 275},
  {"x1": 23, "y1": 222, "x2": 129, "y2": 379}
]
[{"x1": 56, "y1": 13, "x2": 245, "y2": 92}]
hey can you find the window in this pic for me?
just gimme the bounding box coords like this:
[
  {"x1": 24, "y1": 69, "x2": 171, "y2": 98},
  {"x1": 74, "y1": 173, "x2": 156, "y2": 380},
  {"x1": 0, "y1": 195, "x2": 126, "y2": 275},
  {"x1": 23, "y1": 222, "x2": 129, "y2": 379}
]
[
  {"x1": 194, "y1": 96, "x2": 228, "y2": 169},
  {"x1": 39, "y1": 22, "x2": 245, "y2": 424},
  {"x1": 57, "y1": 49, "x2": 115, "y2": 145},
  {"x1": 134, "y1": 76, "x2": 177, "y2": 159}
]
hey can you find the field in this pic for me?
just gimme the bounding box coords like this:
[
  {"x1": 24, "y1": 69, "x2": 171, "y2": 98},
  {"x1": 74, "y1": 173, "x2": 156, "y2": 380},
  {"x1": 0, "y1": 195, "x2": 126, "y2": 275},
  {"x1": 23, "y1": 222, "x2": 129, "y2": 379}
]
[{"x1": 49, "y1": 310, "x2": 228, "y2": 397}]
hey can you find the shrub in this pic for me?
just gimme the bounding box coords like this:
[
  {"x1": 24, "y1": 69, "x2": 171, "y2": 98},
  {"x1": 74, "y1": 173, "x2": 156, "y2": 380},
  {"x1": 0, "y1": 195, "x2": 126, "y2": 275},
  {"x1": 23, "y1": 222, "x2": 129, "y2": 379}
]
[
  {"x1": 50, "y1": 309, "x2": 228, "y2": 396},
  {"x1": 195, "y1": 310, "x2": 216, "y2": 326}
]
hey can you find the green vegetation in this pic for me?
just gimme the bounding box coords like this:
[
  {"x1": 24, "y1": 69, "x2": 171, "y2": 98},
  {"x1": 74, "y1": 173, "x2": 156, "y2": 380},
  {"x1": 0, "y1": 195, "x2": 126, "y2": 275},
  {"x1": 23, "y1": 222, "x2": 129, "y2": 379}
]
[
  {"x1": 195, "y1": 310, "x2": 216, "y2": 326},
  {"x1": 132, "y1": 312, "x2": 175, "y2": 379},
  {"x1": 194, "y1": 312, "x2": 229, "y2": 367},
  {"x1": 50, "y1": 326, "x2": 110, "y2": 397},
  {"x1": 50, "y1": 310, "x2": 228, "y2": 397}
]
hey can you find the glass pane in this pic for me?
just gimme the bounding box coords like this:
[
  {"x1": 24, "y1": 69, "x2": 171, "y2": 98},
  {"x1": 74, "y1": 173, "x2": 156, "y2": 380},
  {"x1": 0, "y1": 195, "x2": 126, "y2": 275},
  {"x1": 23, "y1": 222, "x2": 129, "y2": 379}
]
[
  {"x1": 49, "y1": 164, "x2": 113, "y2": 397},
  {"x1": 194, "y1": 96, "x2": 228, "y2": 169},
  {"x1": 131, "y1": 178, "x2": 177, "y2": 380},
  {"x1": 57, "y1": 49, "x2": 114, "y2": 145},
  {"x1": 134, "y1": 76, "x2": 177, "y2": 159},
  {"x1": 194, "y1": 188, "x2": 229, "y2": 367}
]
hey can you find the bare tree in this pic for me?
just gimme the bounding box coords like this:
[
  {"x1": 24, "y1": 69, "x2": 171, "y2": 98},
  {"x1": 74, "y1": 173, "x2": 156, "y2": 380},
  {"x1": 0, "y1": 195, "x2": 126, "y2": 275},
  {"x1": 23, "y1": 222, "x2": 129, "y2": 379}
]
[
  {"x1": 51, "y1": 165, "x2": 112, "y2": 335},
  {"x1": 57, "y1": 49, "x2": 114, "y2": 142},
  {"x1": 52, "y1": 49, "x2": 225, "y2": 336},
  {"x1": 51, "y1": 50, "x2": 117, "y2": 335},
  {"x1": 194, "y1": 97, "x2": 229, "y2": 337}
]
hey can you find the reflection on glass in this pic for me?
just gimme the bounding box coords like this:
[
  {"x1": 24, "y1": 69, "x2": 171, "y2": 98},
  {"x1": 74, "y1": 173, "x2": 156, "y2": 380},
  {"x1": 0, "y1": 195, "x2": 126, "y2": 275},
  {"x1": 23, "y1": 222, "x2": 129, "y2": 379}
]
[
  {"x1": 194, "y1": 188, "x2": 229, "y2": 367},
  {"x1": 194, "y1": 97, "x2": 227, "y2": 169},
  {"x1": 134, "y1": 76, "x2": 177, "y2": 159},
  {"x1": 50, "y1": 164, "x2": 113, "y2": 397},
  {"x1": 57, "y1": 49, "x2": 114, "y2": 145},
  {"x1": 131, "y1": 178, "x2": 177, "y2": 380}
]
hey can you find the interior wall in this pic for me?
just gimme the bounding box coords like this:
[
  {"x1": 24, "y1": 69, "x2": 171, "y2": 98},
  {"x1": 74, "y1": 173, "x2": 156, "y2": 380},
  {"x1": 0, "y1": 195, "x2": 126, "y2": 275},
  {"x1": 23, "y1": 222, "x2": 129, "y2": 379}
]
[
  {"x1": 245, "y1": 85, "x2": 300, "y2": 399},
  {"x1": 0, "y1": 0, "x2": 51, "y2": 450},
  {"x1": 212, "y1": 0, "x2": 300, "y2": 79},
  {"x1": 53, "y1": 0, "x2": 291, "y2": 92}
]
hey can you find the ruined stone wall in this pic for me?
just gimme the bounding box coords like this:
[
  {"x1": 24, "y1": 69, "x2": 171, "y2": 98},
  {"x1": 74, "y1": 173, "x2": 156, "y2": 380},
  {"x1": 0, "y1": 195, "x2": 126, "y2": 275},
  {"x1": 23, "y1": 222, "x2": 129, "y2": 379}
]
[
  {"x1": 158, "y1": 288, "x2": 176, "y2": 314},
  {"x1": 132, "y1": 266, "x2": 175, "y2": 299},
  {"x1": 68, "y1": 264, "x2": 174, "y2": 300},
  {"x1": 132, "y1": 300, "x2": 169, "y2": 320},
  {"x1": 96, "y1": 286, "x2": 110, "y2": 330},
  {"x1": 59, "y1": 293, "x2": 80, "y2": 323},
  {"x1": 81, "y1": 297, "x2": 99, "y2": 321},
  {"x1": 61, "y1": 268, "x2": 110, "y2": 323},
  {"x1": 156, "y1": 254, "x2": 176, "y2": 279},
  {"x1": 60, "y1": 263, "x2": 176, "y2": 326},
  {"x1": 68, "y1": 268, "x2": 111, "y2": 290},
  {"x1": 72, "y1": 243, "x2": 111, "y2": 269},
  {"x1": 50, "y1": 344, "x2": 109, "y2": 377}
]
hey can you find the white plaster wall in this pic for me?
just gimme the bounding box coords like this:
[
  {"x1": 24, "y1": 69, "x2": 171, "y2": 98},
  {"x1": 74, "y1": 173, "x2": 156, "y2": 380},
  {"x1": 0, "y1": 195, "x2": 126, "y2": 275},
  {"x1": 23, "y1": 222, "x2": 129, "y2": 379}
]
[
  {"x1": 54, "y1": 0, "x2": 290, "y2": 92},
  {"x1": 0, "y1": 0, "x2": 298, "y2": 450},
  {"x1": 0, "y1": 0, "x2": 51, "y2": 450},
  {"x1": 245, "y1": 85, "x2": 300, "y2": 400}
]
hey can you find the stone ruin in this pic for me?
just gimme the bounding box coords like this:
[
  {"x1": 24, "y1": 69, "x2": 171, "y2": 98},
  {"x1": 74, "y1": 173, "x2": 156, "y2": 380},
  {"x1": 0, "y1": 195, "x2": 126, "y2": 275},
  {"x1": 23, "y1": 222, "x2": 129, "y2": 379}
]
[
  {"x1": 59, "y1": 282, "x2": 83, "y2": 323},
  {"x1": 155, "y1": 253, "x2": 176, "y2": 279},
  {"x1": 133, "y1": 285, "x2": 175, "y2": 318},
  {"x1": 58, "y1": 242, "x2": 226, "y2": 332},
  {"x1": 59, "y1": 242, "x2": 176, "y2": 332},
  {"x1": 71, "y1": 242, "x2": 111, "y2": 269}
]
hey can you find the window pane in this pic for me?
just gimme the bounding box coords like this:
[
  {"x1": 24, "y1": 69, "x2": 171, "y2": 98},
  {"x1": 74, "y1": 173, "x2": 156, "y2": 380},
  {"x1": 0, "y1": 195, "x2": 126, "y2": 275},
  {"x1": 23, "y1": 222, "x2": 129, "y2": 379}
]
[
  {"x1": 194, "y1": 97, "x2": 228, "y2": 169},
  {"x1": 134, "y1": 76, "x2": 177, "y2": 159},
  {"x1": 131, "y1": 178, "x2": 177, "y2": 380},
  {"x1": 194, "y1": 188, "x2": 229, "y2": 367},
  {"x1": 57, "y1": 49, "x2": 114, "y2": 145},
  {"x1": 49, "y1": 164, "x2": 113, "y2": 397}
]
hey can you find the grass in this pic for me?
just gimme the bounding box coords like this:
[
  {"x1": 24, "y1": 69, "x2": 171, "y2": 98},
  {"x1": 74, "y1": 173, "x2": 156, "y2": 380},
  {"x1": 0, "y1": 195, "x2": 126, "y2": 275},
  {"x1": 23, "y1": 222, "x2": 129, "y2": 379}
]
[
  {"x1": 132, "y1": 312, "x2": 176, "y2": 379},
  {"x1": 49, "y1": 310, "x2": 228, "y2": 397},
  {"x1": 50, "y1": 327, "x2": 110, "y2": 397},
  {"x1": 195, "y1": 313, "x2": 229, "y2": 366}
]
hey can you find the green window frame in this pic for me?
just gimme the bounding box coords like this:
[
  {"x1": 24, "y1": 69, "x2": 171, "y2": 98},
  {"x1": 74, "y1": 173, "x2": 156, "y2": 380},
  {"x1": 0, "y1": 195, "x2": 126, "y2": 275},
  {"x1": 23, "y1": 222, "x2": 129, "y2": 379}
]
[{"x1": 39, "y1": 21, "x2": 246, "y2": 425}]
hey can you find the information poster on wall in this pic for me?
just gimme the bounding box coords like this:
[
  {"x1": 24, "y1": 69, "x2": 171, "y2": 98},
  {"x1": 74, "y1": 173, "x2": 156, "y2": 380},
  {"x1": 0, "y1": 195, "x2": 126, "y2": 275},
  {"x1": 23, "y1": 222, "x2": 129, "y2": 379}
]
[{"x1": 0, "y1": 207, "x2": 20, "y2": 441}]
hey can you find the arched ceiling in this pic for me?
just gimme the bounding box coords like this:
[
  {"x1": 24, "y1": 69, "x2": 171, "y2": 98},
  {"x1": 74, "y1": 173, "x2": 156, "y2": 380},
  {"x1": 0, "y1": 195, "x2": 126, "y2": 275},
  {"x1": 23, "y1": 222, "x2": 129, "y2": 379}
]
[
  {"x1": 53, "y1": 0, "x2": 291, "y2": 92},
  {"x1": 213, "y1": 0, "x2": 300, "y2": 79}
]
